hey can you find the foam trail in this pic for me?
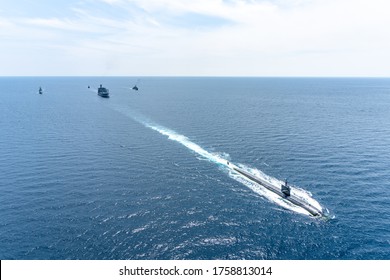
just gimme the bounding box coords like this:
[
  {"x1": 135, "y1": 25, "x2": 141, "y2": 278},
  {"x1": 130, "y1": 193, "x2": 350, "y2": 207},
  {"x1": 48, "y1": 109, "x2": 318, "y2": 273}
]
[
  {"x1": 114, "y1": 106, "x2": 326, "y2": 217},
  {"x1": 88, "y1": 87, "x2": 97, "y2": 93},
  {"x1": 145, "y1": 124, "x2": 228, "y2": 166}
]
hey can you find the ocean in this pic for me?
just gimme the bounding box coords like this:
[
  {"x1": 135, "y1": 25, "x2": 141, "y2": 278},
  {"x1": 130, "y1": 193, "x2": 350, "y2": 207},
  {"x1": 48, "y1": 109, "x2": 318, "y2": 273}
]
[{"x1": 1, "y1": 77, "x2": 389, "y2": 259}]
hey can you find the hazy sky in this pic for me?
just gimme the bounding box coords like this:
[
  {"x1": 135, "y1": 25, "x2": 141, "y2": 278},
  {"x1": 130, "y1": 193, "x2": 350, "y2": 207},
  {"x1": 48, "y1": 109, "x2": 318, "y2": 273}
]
[{"x1": 1, "y1": 0, "x2": 390, "y2": 76}]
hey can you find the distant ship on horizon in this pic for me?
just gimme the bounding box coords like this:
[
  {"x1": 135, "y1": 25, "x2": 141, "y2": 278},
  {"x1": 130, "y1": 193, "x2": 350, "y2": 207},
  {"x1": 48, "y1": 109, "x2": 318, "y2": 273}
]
[
  {"x1": 97, "y1": 84, "x2": 109, "y2": 98},
  {"x1": 132, "y1": 79, "x2": 140, "y2": 91}
]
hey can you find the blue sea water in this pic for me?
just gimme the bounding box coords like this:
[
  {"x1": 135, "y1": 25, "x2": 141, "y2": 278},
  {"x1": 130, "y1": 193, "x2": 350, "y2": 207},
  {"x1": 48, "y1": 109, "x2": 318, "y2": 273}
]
[{"x1": 0, "y1": 77, "x2": 389, "y2": 260}]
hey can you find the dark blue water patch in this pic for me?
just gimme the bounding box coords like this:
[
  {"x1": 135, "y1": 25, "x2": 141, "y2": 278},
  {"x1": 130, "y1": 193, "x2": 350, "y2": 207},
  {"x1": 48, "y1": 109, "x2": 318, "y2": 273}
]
[{"x1": 1, "y1": 77, "x2": 390, "y2": 259}]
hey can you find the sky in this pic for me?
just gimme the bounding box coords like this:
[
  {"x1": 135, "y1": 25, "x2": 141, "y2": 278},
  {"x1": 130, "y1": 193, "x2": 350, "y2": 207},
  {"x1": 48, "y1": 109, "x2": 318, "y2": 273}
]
[{"x1": 1, "y1": 0, "x2": 390, "y2": 76}]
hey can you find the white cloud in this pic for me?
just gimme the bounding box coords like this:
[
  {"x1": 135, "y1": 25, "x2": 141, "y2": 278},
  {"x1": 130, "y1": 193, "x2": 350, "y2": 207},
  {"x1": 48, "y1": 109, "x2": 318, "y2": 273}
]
[
  {"x1": 99, "y1": 0, "x2": 124, "y2": 5},
  {"x1": 1, "y1": 0, "x2": 390, "y2": 76},
  {"x1": 0, "y1": 18, "x2": 13, "y2": 28},
  {"x1": 22, "y1": 17, "x2": 85, "y2": 31}
]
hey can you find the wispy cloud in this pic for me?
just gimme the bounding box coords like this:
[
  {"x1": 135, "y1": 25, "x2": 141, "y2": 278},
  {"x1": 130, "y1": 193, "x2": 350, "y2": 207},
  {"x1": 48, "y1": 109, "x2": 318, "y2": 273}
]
[
  {"x1": 1, "y1": 0, "x2": 390, "y2": 76},
  {"x1": 99, "y1": 0, "x2": 124, "y2": 4},
  {"x1": 21, "y1": 17, "x2": 87, "y2": 31},
  {"x1": 0, "y1": 18, "x2": 13, "y2": 28}
]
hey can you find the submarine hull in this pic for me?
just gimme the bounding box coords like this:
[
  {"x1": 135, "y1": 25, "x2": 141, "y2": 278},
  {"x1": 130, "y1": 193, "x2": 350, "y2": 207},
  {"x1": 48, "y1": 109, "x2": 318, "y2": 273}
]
[{"x1": 230, "y1": 164, "x2": 324, "y2": 217}]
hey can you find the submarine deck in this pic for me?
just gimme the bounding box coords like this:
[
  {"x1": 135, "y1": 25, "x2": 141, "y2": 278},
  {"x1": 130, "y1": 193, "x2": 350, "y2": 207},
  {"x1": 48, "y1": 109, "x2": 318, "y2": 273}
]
[{"x1": 230, "y1": 164, "x2": 323, "y2": 217}]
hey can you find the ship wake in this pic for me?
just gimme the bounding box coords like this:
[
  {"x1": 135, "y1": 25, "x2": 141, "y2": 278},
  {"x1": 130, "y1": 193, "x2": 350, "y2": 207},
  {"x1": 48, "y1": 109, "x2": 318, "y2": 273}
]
[{"x1": 113, "y1": 106, "x2": 328, "y2": 218}]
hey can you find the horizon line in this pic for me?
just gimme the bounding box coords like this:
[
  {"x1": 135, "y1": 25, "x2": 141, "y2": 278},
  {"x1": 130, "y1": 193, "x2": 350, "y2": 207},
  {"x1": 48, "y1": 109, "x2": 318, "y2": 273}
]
[{"x1": 1, "y1": 75, "x2": 390, "y2": 78}]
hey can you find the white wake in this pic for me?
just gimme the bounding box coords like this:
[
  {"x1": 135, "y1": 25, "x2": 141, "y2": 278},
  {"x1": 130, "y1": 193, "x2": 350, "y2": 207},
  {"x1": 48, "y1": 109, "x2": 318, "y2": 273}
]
[{"x1": 114, "y1": 106, "x2": 325, "y2": 217}]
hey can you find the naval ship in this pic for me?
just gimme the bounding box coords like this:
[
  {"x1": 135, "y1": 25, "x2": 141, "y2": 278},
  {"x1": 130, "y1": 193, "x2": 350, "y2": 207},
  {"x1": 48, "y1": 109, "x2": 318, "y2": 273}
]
[{"x1": 98, "y1": 84, "x2": 109, "y2": 98}]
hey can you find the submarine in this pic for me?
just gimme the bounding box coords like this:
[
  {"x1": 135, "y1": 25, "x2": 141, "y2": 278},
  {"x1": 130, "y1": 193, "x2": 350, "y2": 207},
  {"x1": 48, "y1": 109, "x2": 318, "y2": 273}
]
[{"x1": 226, "y1": 161, "x2": 324, "y2": 217}]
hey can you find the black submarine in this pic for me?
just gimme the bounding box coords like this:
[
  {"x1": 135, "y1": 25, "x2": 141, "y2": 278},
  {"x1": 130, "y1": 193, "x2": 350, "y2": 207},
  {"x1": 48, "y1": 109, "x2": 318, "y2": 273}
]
[{"x1": 226, "y1": 161, "x2": 325, "y2": 217}]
